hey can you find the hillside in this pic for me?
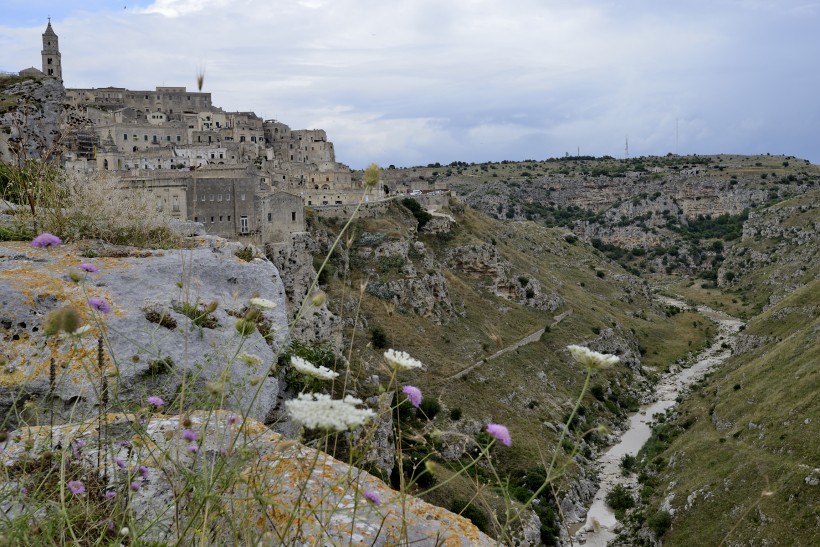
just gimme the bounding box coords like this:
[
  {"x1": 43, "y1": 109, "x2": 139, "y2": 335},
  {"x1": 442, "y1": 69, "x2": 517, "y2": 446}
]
[
  {"x1": 606, "y1": 190, "x2": 819, "y2": 546},
  {"x1": 297, "y1": 199, "x2": 714, "y2": 541}
]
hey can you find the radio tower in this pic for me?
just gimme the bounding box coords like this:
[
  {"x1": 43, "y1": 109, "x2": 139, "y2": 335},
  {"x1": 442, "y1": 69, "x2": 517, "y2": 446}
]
[{"x1": 625, "y1": 136, "x2": 629, "y2": 159}]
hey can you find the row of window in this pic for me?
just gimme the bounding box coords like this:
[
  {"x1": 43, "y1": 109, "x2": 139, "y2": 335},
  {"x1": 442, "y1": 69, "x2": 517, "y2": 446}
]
[
  {"x1": 125, "y1": 133, "x2": 182, "y2": 143},
  {"x1": 197, "y1": 194, "x2": 246, "y2": 201}
]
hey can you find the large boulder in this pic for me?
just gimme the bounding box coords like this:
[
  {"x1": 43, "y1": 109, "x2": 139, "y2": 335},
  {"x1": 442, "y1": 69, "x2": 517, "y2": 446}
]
[
  {"x1": 0, "y1": 411, "x2": 495, "y2": 546},
  {"x1": 0, "y1": 237, "x2": 288, "y2": 426}
]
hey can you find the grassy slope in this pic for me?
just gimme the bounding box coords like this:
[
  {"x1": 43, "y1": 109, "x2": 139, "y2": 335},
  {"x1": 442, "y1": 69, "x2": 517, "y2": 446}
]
[
  {"x1": 321, "y1": 202, "x2": 711, "y2": 478},
  {"x1": 640, "y1": 192, "x2": 819, "y2": 545}
]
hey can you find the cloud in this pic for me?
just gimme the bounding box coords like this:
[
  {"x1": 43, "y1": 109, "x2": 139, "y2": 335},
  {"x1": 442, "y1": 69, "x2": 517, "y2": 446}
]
[{"x1": 1, "y1": 0, "x2": 818, "y2": 166}]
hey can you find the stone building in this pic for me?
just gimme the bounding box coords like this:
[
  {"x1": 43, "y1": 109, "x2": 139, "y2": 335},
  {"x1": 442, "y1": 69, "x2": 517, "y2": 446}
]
[{"x1": 41, "y1": 21, "x2": 62, "y2": 81}]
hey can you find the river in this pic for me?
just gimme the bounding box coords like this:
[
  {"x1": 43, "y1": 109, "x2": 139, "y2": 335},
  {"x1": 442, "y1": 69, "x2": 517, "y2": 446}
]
[{"x1": 570, "y1": 297, "x2": 744, "y2": 546}]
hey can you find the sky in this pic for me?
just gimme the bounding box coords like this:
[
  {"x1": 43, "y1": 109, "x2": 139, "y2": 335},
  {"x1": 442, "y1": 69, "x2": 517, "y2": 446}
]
[{"x1": 1, "y1": 0, "x2": 818, "y2": 169}]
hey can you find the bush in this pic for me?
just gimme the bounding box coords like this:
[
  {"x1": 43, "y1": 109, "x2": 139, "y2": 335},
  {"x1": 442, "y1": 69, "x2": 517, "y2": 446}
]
[
  {"x1": 418, "y1": 397, "x2": 440, "y2": 420},
  {"x1": 605, "y1": 484, "x2": 634, "y2": 512},
  {"x1": 648, "y1": 510, "x2": 673, "y2": 537},
  {"x1": 450, "y1": 407, "x2": 462, "y2": 421},
  {"x1": 450, "y1": 499, "x2": 489, "y2": 533},
  {"x1": 370, "y1": 325, "x2": 388, "y2": 349},
  {"x1": 401, "y1": 198, "x2": 432, "y2": 229}
]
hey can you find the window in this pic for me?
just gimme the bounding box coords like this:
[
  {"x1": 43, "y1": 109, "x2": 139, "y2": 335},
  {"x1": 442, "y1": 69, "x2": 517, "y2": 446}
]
[
  {"x1": 47, "y1": 58, "x2": 53, "y2": 65},
  {"x1": 210, "y1": 153, "x2": 215, "y2": 159},
  {"x1": 267, "y1": 213, "x2": 272, "y2": 222},
  {"x1": 144, "y1": 135, "x2": 148, "y2": 141},
  {"x1": 219, "y1": 216, "x2": 223, "y2": 221},
  {"x1": 123, "y1": 133, "x2": 128, "y2": 141},
  {"x1": 172, "y1": 196, "x2": 179, "y2": 212},
  {"x1": 240, "y1": 136, "x2": 245, "y2": 143},
  {"x1": 291, "y1": 212, "x2": 296, "y2": 222},
  {"x1": 201, "y1": 194, "x2": 205, "y2": 201},
  {"x1": 217, "y1": 194, "x2": 222, "y2": 201},
  {"x1": 210, "y1": 195, "x2": 214, "y2": 201},
  {"x1": 226, "y1": 194, "x2": 230, "y2": 201},
  {"x1": 166, "y1": 136, "x2": 171, "y2": 141},
  {"x1": 227, "y1": 215, "x2": 231, "y2": 221},
  {"x1": 194, "y1": 216, "x2": 198, "y2": 222},
  {"x1": 210, "y1": 216, "x2": 214, "y2": 222},
  {"x1": 240, "y1": 216, "x2": 249, "y2": 234},
  {"x1": 219, "y1": 153, "x2": 223, "y2": 159},
  {"x1": 177, "y1": 136, "x2": 181, "y2": 142},
  {"x1": 241, "y1": 194, "x2": 245, "y2": 201}
]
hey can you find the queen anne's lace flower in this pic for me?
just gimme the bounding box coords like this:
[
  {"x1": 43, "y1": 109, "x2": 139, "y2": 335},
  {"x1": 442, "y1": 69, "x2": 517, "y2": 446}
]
[
  {"x1": 290, "y1": 355, "x2": 339, "y2": 380},
  {"x1": 285, "y1": 393, "x2": 375, "y2": 431},
  {"x1": 566, "y1": 345, "x2": 620, "y2": 370},
  {"x1": 383, "y1": 349, "x2": 423, "y2": 371},
  {"x1": 249, "y1": 297, "x2": 276, "y2": 309}
]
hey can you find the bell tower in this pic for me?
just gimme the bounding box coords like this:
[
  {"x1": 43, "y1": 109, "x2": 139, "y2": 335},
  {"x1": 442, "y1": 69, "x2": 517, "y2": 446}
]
[{"x1": 41, "y1": 19, "x2": 62, "y2": 81}]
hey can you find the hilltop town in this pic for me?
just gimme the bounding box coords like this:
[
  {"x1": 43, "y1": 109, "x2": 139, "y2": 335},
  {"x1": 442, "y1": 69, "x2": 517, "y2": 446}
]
[{"x1": 2, "y1": 22, "x2": 433, "y2": 244}]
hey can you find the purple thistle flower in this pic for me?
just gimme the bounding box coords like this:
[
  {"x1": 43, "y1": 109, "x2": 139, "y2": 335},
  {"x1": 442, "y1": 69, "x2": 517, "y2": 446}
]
[
  {"x1": 226, "y1": 415, "x2": 238, "y2": 425},
  {"x1": 20, "y1": 486, "x2": 28, "y2": 495},
  {"x1": 67, "y1": 480, "x2": 85, "y2": 495},
  {"x1": 146, "y1": 395, "x2": 164, "y2": 408},
  {"x1": 114, "y1": 457, "x2": 127, "y2": 469},
  {"x1": 78, "y1": 263, "x2": 99, "y2": 273},
  {"x1": 486, "y1": 423, "x2": 512, "y2": 447},
  {"x1": 31, "y1": 233, "x2": 62, "y2": 248},
  {"x1": 104, "y1": 490, "x2": 116, "y2": 499},
  {"x1": 187, "y1": 445, "x2": 199, "y2": 454},
  {"x1": 182, "y1": 429, "x2": 197, "y2": 442},
  {"x1": 88, "y1": 297, "x2": 111, "y2": 314},
  {"x1": 363, "y1": 490, "x2": 381, "y2": 505},
  {"x1": 129, "y1": 481, "x2": 141, "y2": 492},
  {"x1": 137, "y1": 465, "x2": 150, "y2": 478},
  {"x1": 401, "y1": 385, "x2": 422, "y2": 408}
]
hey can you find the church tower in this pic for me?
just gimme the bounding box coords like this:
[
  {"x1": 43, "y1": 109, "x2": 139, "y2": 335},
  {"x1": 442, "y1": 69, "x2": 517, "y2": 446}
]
[{"x1": 41, "y1": 19, "x2": 62, "y2": 81}]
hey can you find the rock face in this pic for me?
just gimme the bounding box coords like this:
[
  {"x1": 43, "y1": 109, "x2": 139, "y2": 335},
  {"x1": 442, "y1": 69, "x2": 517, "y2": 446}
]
[
  {"x1": 0, "y1": 411, "x2": 495, "y2": 546},
  {"x1": 0, "y1": 237, "x2": 287, "y2": 427},
  {"x1": 267, "y1": 232, "x2": 343, "y2": 348},
  {"x1": 0, "y1": 77, "x2": 66, "y2": 164}
]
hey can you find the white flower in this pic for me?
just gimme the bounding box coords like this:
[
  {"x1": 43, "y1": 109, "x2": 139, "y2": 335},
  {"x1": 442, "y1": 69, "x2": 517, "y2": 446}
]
[
  {"x1": 249, "y1": 297, "x2": 277, "y2": 310},
  {"x1": 383, "y1": 349, "x2": 424, "y2": 371},
  {"x1": 239, "y1": 352, "x2": 263, "y2": 367},
  {"x1": 71, "y1": 325, "x2": 92, "y2": 337},
  {"x1": 566, "y1": 345, "x2": 620, "y2": 370},
  {"x1": 285, "y1": 393, "x2": 375, "y2": 431},
  {"x1": 290, "y1": 355, "x2": 339, "y2": 380}
]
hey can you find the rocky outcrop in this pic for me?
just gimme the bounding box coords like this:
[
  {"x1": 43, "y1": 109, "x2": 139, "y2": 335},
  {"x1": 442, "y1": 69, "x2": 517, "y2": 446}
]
[
  {"x1": 0, "y1": 411, "x2": 494, "y2": 546},
  {"x1": 0, "y1": 77, "x2": 66, "y2": 164},
  {"x1": 267, "y1": 232, "x2": 342, "y2": 348},
  {"x1": 366, "y1": 272, "x2": 457, "y2": 324},
  {"x1": 0, "y1": 237, "x2": 286, "y2": 426}
]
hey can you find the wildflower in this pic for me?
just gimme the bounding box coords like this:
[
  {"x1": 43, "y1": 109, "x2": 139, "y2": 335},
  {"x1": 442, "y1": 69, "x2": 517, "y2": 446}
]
[
  {"x1": 249, "y1": 297, "x2": 276, "y2": 309},
  {"x1": 384, "y1": 349, "x2": 423, "y2": 371},
  {"x1": 114, "y1": 458, "x2": 127, "y2": 469},
  {"x1": 566, "y1": 345, "x2": 620, "y2": 370},
  {"x1": 88, "y1": 297, "x2": 111, "y2": 314},
  {"x1": 182, "y1": 429, "x2": 197, "y2": 442},
  {"x1": 187, "y1": 445, "x2": 199, "y2": 454},
  {"x1": 226, "y1": 415, "x2": 238, "y2": 425},
  {"x1": 79, "y1": 263, "x2": 98, "y2": 273},
  {"x1": 147, "y1": 395, "x2": 165, "y2": 408},
  {"x1": 238, "y1": 352, "x2": 263, "y2": 366},
  {"x1": 285, "y1": 393, "x2": 376, "y2": 432},
  {"x1": 71, "y1": 325, "x2": 92, "y2": 337},
  {"x1": 21, "y1": 487, "x2": 27, "y2": 495},
  {"x1": 402, "y1": 385, "x2": 422, "y2": 408},
  {"x1": 137, "y1": 465, "x2": 150, "y2": 478},
  {"x1": 486, "y1": 423, "x2": 512, "y2": 447},
  {"x1": 120, "y1": 527, "x2": 130, "y2": 536},
  {"x1": 290, "y1": 355, "x2": 339, "y2": 380},
  {"x1": 67, "y1": 480, "x2": 85, "y2": 495},
  {"x1": 129, "y1": 481, "x2": 141, "y2": 492},
  {"x1": 363, "y1": 490, "x2": 381, "y2": 505},
  {"x1": 104, "y1": 491, "x2": 116, "y2": 499},
  {"x1": 31, "y1": 232, "x2": 61, "y2": 248}
]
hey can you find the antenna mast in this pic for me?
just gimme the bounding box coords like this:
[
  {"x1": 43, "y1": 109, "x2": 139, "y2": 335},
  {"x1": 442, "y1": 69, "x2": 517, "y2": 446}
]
[{"x1": 625, "y1": 136, "x2": 629, "y2": 159}]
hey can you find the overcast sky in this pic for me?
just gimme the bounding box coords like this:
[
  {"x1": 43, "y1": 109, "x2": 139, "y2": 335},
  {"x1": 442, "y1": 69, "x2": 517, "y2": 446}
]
[{"x1": 1, "y1": 0, "x2": 818, "y2": 168}]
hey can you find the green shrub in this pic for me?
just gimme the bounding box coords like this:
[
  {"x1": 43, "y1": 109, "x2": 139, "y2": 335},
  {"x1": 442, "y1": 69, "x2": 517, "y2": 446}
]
[
  {"x1": 450, "y1": 499, "x2": 489, "y2": 533},
  {"x1": 450, "y1": 407, "x2": 462, "y2": 421},
  {"x1": 648, "y1": 510, "x2": 673, "y2": 537},
  {"x1": 370, "y1": 326, "x2": 388, "y2": 349},
  {"x1": 605, "y1": 484, "x2": 634, "y2": 512},
  {"x1": 418, "y1": 397, "x2": 440, "y2": 420}
]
